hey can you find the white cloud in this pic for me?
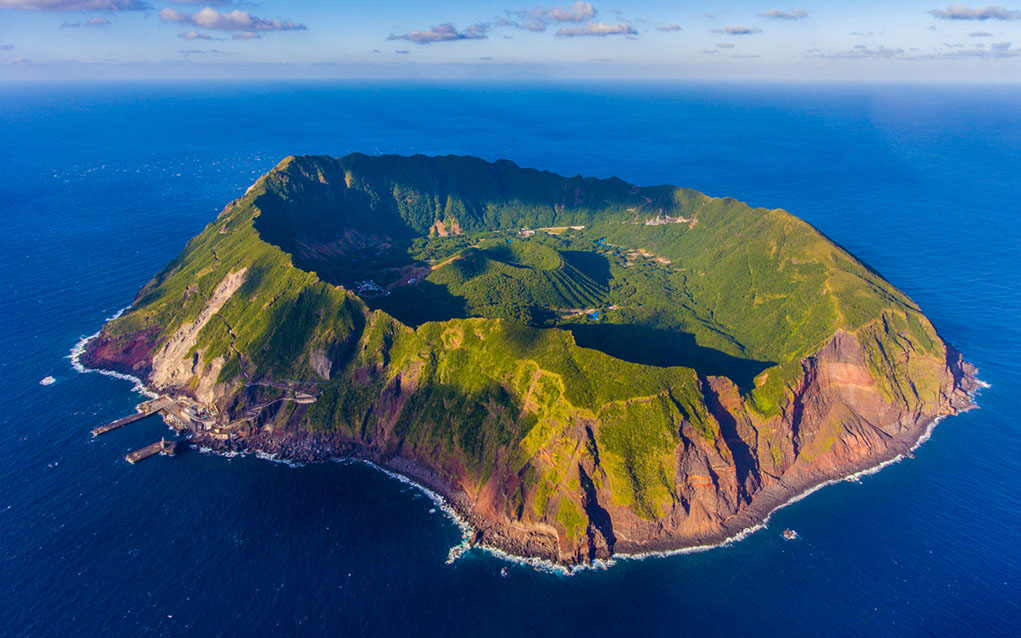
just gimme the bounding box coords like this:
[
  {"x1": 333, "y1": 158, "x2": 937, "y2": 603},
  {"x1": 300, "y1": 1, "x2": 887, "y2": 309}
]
[
  {"x1": 505, "y1": 2, "x2": 596, "y2": 31},
  {"x1": 178, "y1": 48, "x2": 233, "y2": 56},
  {"x1": 159, "y1": 8, "x2": 306, "y2": 33},
  {"x1": 716, "y1": 42, "x2": 735, "y2": 48},
  {"x1": 712, "y1": 25, "x2": 762, "y2": 35},
  {"x1": 386, "y1": 22, "x2": 488, "y2": 44},
  {"x1": 545, "y1": 1, "x2": 595, "y2": 22},
  {"x1": 809, "y1": 45, "x2": 907, "y2": 59},
  {"x1": 969, "y1": 30, "x2": 995, "y2": 35},
  {"x1": 0, "y1": 0, "x2": 146, "y2": 9},
  {"x1": 61, "y1": 18, "x2": 107, "y2": 27},
  {"x1": 928, "y1": 5, "x2": 1021, "y2": 20},
  {"x1": 759, "y1": 8, "x2": 808, "y2": 20},
  {"x1": 932, "y1": 43, "x2": 1021, "y2": 56},
  {"x1": 556, "y1": 21, "x2": 637, "y2": 37},
  {"x1": 519, "y1": 2, "x2": 594, "y2": 23},
  {"x1": 655, "y1": 24, "x2": 682, "y2": 32},
  {"x1": 810, "y1": 40, "x2": 1021, "y2": 60},
  {"x1": 178, "y1": 31, "x2": 218, "y2": 40}
]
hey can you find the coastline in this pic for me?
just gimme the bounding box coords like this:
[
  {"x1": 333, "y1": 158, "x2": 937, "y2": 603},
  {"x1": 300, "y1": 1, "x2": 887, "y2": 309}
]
[
  {"x1": 68, "y1": 309, "x2": 158, "y2": 400},
  {"x1": 613, "y1": 413, "x2": 950, "y2": 563},
  {"x1": 71, "y1": 326, "x2": 983, "y2": 573}
]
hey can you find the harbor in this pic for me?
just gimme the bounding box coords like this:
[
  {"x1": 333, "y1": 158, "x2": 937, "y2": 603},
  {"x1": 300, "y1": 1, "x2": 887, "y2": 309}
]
[
  {"x1": 93, "y1": 395, "x2": 188, "y2": 464},
  {"x1": 125, "y1": 438, "x2": 180, "y2": 464},
  {"x1": 91, "y1": 388, "x2": 318, "y2": 464},
  {"x1": 90, "y1": 396, "x2": 172, "y2": 436}
]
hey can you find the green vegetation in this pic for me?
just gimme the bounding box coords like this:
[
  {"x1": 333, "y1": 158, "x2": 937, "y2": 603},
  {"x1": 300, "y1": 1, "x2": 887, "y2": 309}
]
[
  {"x1": 98, "y1": 153, "x2": 954, "y2": 537},
  {"x1": 557, "y1": 497, "x2": 588, "y2": 543}
]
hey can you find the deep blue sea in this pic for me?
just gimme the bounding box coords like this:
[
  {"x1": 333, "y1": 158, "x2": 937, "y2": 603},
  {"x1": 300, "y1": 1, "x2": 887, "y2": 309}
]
[{"x1": 0, "y1": 81, "x2": 1018, "y2": 636}]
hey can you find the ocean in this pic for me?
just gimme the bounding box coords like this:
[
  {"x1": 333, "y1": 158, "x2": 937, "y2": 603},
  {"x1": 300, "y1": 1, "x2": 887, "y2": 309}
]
[{"x1": 0, "y1": 81, "x2": 1018, "y2": 636}]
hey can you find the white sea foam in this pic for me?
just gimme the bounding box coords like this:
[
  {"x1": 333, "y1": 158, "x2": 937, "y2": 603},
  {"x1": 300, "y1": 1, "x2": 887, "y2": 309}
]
[
  {"x1": 340, "y1": 459, "x2": 474, "y2": 544},
  {"x1": 198, "y1": 446, "x2": 243, "y2": 459},
  {"x1": 613, "y1": 412, "x2": 964, "y2": 564},
  {"x1": 68, "y1": 307, "x2": 157, "y2": 399},
  {"x1": 613, "y1": 522, "x2": 769, "y2": 563},
  {"x1": 186, "y1": 407, "x2": 962, "y2": 575},
  {"x1": 187, "y1": 442, "x2": 308, "y2": 466},
  {"x1": 254, "y1": 450, "x2": 304, "y2": 468},
  {"x1": 82, "y1": 297, "x2": 980, "y2": 576},
  {"x1": 231, "y1": 404, "x2": 970, "y2": 575},
  {"x1": 473, "y1": 544, "x2": 578, "y2": 576},
  {"x1": 341, "y1": 458, "x2": 621, "y2": 575},
  {"x1": 616, "y1": 372, "x2": 990, "y2": 564}
]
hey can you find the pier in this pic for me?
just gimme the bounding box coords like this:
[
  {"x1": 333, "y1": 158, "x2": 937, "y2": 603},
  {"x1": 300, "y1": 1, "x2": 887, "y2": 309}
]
[
  {"x1": 125, "y1": 438, "x2": 179, "y2": 464},
  {"x1": 91, "y1": 411, "x2": 151, "y2": 436},
  {"x1": 91, "y1": 395, "x2": 221, "y2": 465},
  {"x1": 92, "y1": 396, "x2": 172, "y2": 436}
]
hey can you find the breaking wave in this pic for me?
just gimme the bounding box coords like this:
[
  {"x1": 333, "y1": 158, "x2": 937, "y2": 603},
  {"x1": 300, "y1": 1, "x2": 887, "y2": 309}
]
[
  {"x1": 79, "y1": 299, "x2": 985, "y2": 575},
  {"x1": 68, "y1": 307, "x2": 157, "y2": 399}
]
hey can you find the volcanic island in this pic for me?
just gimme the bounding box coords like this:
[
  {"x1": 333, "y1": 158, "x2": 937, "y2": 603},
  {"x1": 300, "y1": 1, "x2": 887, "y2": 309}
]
[{"x1": 82, "y1": 154, "x2": 978, "y2": 565}]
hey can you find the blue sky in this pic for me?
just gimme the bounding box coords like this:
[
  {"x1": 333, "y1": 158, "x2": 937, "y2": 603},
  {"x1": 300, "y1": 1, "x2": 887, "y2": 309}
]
[{"x1": 1, "y1": 1, "x2": 1020, "y2": 80}]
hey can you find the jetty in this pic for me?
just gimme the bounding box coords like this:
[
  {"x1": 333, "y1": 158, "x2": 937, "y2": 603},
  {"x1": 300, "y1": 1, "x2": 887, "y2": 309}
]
[
  {"x1": 92, "y1": 396, "x2": 172, "y2": 436},
  {"x1": 125, "y1": 438, "x2": 179, "y2": 464}
]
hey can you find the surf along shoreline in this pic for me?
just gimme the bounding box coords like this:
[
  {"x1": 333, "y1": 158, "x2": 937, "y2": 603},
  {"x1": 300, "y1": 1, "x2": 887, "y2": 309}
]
[{"x1": 70, "y1": 318, "x2": 982, "y2": 574}]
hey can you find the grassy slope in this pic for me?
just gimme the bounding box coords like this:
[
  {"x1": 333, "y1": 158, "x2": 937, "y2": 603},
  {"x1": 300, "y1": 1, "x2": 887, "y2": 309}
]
[{"x1": 100, "y1": 154, "x2": 951, "y2": 531}]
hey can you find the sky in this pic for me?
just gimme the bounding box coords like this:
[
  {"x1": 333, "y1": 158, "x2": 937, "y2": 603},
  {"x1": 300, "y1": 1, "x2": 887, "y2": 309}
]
[{"x1": 1, "y1": 1, "x2": 1020, "y2": 81}]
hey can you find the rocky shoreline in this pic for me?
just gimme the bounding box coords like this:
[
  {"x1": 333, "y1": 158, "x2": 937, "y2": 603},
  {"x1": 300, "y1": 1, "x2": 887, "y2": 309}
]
[
  {"x1": 83, "y1": 336, "x2": 979, "y2": 569},
  {"x1": 612, "y1": 410, "x2": 957, "y2": 559}
]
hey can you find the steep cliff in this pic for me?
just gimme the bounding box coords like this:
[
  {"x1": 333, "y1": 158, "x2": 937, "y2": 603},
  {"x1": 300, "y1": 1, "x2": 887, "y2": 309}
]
[{"x1": 83, "y1": 154, "x2": 977, "y2": 565}]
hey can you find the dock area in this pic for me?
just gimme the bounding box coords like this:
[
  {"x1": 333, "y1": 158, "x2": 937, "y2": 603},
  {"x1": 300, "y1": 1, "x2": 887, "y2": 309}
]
[
  {"x1": 125, "y1": 438, "x2": 179, "y2": 464},
  {"x1": 92, "y1": 396, "x2": 173, "y2": 436},
  {"x1": 91, "y1": 395, "x2": 206, "y2": 466}
]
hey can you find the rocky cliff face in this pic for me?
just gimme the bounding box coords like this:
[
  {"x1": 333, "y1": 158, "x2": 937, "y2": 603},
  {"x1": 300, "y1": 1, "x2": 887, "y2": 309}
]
[{"x1": 457, "y1": 329, "x2": 975, "y2": 563}]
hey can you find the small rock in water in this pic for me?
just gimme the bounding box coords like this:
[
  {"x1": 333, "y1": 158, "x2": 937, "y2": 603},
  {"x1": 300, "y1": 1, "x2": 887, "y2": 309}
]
[{"x1": 39, "y1": 376, "x2": 56, "y2": 386}]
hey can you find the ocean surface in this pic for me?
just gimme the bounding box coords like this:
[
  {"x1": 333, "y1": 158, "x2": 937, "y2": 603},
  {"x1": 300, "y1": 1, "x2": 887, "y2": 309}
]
[{"x1": 0, "y1": 81, "x2": 1018, "y2": 636}]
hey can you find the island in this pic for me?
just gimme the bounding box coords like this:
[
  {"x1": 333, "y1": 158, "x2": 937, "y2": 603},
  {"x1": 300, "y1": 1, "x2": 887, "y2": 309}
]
[{"x1": 82, "y1": 154, "x2": 978, "y2": 565}]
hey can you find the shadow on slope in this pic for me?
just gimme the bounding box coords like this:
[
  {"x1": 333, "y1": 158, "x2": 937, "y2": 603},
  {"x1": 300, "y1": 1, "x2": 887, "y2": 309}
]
[
  {"x1": 369, "y1": 281, "x2": 468, "y2": 326},
  {"x1": 565, "y1": 323, "x2": 774, "y2": 393},
  {"x1": 561, "y1": 250, "x2": 612, "y2": 287}
]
